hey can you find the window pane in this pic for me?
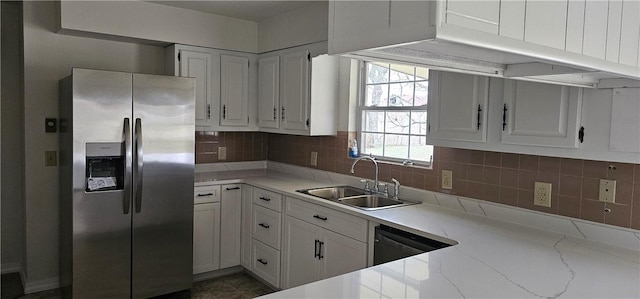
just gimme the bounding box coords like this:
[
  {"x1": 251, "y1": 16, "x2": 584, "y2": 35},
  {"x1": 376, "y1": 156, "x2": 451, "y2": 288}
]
[
  {"x1": 388, "y1": 83, "x2": 414, "y2": 106},
  {"x1": 366, "y1": 63, "x2": 389, "y2": 84},
  {"x1": 415, "y1": 66, "x2": 429, "y2": 81},
  {"x1": 414, "y1": 81, "x2": 428, "y2": 106},
  {"x1": 385, "y1": 111, "x2": 410, "y2": 134},
  {"x1": 410, "y1": 111, "x2": 427, "y2": 135},
  {"x1": 409, "y1": 136, "x2": 432, "y2": 162},
  {"x1": 365, "y1": 85, "x2": 388, "y2": 107},
  {"x1": 362, "y1": 132, "x2": 384, "y2": 156},
  {"x1": 389, "y1": 63, "x2": 415, "y2": 82},
  {"x1": 384, "y1": 135, "x2": 409, "y2": 159},
  {"x1": 362, "y1": 111, "x2": 385, "y2": 133}
]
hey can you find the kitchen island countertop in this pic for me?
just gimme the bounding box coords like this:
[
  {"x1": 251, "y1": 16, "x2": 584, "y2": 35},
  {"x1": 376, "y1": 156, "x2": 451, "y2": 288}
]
[{"x1": 196, "y1": 168, "x2": 640, "y2": 298}]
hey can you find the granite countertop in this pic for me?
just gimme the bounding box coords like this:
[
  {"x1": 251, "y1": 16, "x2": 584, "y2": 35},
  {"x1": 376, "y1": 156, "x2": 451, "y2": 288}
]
[{"x1": 196, "y1": 169, "x2": 640, "y2": 298}]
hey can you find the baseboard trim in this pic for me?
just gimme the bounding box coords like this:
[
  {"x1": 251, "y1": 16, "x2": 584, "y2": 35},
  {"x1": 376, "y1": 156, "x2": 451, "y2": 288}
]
[
  {"x1": 193, "y1": 266, "x2": 244, "y2": 283},
  {"x1": 1, "y1": 262, "x2": 22, "y2": 274},
  {"x1": 24, "y1": 276, "x2": 59, "y2": 294}
]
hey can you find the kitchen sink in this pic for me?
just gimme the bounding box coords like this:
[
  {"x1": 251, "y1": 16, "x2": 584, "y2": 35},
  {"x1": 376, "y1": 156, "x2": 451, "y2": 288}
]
[
  {"x1": 296, "y1": 187, "x2": 419, "y2": 210},
  {"x1": 298, "y1": 186, "x2": 368, "y2": 200},
  {"x1": 338, "y1": 195, "x2": 418, "y2": 210}
]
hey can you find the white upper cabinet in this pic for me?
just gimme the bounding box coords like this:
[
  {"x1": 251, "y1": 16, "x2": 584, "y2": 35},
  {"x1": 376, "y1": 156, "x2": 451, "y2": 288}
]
[
  {"x1": 445, "y1": 0, "x2": 500, "y2": 34},
  {"x1": 166, "y1": 44, "x2": 258, "y2": 132},
  {"x1": 257, "y1": 42, "x2": 339, "y2": 136},
  {"x1": 177, "y1": 49, "x2": 212, "y2": 129},
  {"x1": 329, "y1": 0, "x2": 640, "y2": 85},
  {"x1": 258, "y1": 56, "x2": 280, "y2": 129},
  {"x1": 220, "y1": 54, "x2": 250, "y2": 127},
  {"x1": 609, "y1": 88, "x2": 640, "y2": 153},
  {"x1": 427, "y1": 70, "x2": 489, "y2": 143},
  {"x1": 281, "y1": 50, "x2": 310, "y2": 132},
  {"x1": 501, "y1": 80, "x2": 583, "y2": 148},
  {"x1": 523, "y1": 0, "x2": 567, "y2": 50}
]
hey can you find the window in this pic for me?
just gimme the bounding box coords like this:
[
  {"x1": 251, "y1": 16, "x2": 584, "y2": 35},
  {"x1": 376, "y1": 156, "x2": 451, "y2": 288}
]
[{"x1": 359, "y1": 61, "x2": 434, "y2": 165}]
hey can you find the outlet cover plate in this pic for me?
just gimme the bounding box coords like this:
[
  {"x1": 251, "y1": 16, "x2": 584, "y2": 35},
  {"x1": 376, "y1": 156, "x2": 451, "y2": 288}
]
[
  {"x1": 441, "y1": 170, "x2": 453, "y2": 189},
  {"x1": 599, "y1": 179, "x2": 616, "y2": 203},
  {"x1": 218, "y1": 147, "x2": 227, "y2": 160},
  {"x1": 534, "y1": 182, "x2": 552, "y2": 207},
  {"x1": 310, "y1": 151, "x2": 318, "y2": 166}
]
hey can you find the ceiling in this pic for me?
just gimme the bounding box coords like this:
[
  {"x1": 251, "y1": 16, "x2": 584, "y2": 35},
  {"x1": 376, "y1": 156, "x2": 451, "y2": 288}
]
[{"x1": 148, "y1": 1, "x2": 324, "y2": 22}]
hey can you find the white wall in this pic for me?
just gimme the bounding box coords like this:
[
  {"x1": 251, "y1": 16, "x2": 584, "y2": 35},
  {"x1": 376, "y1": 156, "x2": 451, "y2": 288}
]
[
  {"x1": 258, "y1": 1, "x2": 329, "y2": 53},
  {"x1": 1, "y1": 1, "x2": 25, "y2": 275},
  {"x1": 58, "y1": 0, "x2": 258, "y2": 53},
  {"x1": 22, "y1": 1, "x2": 165, "y2": 291}
]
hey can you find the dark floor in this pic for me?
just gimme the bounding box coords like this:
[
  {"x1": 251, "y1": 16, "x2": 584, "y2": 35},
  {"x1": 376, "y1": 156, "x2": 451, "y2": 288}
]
[{"x1": 1, "y1": 272, "x2": 274, "y2": 299}]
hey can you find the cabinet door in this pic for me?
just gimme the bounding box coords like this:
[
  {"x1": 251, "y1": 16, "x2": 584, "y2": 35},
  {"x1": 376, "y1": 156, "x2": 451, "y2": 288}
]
[
  {"x1": 501, "y1": 80, "x2": 582, "y2": 148},
  {"x1": 583, "y1": 0, "x2": 609, "y2": 59},
  {"x1": 258, "y1": 56, "x2": 280, "y2": 129},
  {"x1": 609, "y1": 88, "x2": 640, "y2": 153},
  {"x1": 281, "y1": 51, "x2": 310, "y2": 132},
  {"x1": 445, "y1": 0, "x2": 500, "y2": 34},
  {"x1": 220, "y1": 54, "x2": 249, "y2": 127},
  {"x1": 240, "y1": 186, "x2": 253, "y2": 269},
  {"x1": 318, "y1": 229, "x2": 367, "y2": 281},
  {"x1": 220, "y1": 184, "x2": 242, "y2": 269},
  {"x1": 179, "y1": 50, "x2": 212, "y2": 128},
  {"x1": 193, "y1": 202, "x2": 220, "y2": 274},
  {"x1": 282, "y1": 216, "x2": 319, "y2": 289},
  {"x1": 427, "y1": 70, "x2": 489, "y2": 143}
]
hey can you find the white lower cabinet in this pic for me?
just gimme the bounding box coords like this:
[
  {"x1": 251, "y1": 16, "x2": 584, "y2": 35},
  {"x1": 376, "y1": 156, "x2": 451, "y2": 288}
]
[
  {"x1": 282, "y1": 198, "x2": 368, "y2": 289},
  {"x1": 240, "y1": 185, "x2": 253, "y2": 269},
  {"x1": 220, "y1": 184, "x2": 242, "y2": 269},
  {"x1": 193, "y1": 202, "x2": 221, "y2": 274},
  {"x1": 252, "y1": 240, "x2": 281, "y2": 287}
]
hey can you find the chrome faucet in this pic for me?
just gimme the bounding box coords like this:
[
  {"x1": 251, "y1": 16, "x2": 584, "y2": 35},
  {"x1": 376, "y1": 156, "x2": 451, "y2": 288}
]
[
  {"x1": 391, "y1": 178, "x2": 400, "y2": 200},
  {"x1": 350, "y1": 156, "x2": 380, "y2": 192}
]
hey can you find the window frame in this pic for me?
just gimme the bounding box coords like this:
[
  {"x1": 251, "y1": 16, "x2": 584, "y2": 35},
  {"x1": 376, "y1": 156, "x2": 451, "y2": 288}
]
[{"x1": 356, "y1": 60, "x2": 433, "y2": 167}]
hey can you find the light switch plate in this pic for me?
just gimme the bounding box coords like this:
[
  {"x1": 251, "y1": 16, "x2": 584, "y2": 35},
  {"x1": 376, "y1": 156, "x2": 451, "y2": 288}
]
[
  {"x1": 534, "y1": 182, "x2": 552, "y2": 207},
  {"x1": 599, "y1": 179, "x2": 616, "y2": 203},
  {"x1": 218, "y1": 147, "x2": 227, "y2": 160},
  {"x1": 310, "y1": 152, "x2": 318, "y2": 166},
  {"x1": 441, "y1": 170, "x2": 453, "y2": 189}
]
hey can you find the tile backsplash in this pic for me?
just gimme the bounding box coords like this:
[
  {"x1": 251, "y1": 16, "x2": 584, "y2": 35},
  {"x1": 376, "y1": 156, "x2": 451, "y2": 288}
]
[
  {"x1": 196, "y1": 130, "x2": 639, "y2": 230},
  {"x1": 195, "y1": 131, "x2": 267, "y2": 163}
]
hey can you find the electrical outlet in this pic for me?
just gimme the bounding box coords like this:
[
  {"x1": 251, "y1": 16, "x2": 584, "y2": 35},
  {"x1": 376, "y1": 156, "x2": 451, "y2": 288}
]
[
  {"x1": 441, "y1": 170, "x2": 453, "y2": 189},
  {"x1": 45, "y1": 151, "x2": 57, "y2": 166},
  {"x1": 534, "y1": 182, "x2": 552, "y2": 207},
  {"x1": 310, "y1": 152, "x2": 318, "y2": 166},
  {"x1": 599, "y1": 179, "x2": 616, "y2": 203},
  {"x1": 218, "y1": 147, "x2": 227, "y2": 160}
]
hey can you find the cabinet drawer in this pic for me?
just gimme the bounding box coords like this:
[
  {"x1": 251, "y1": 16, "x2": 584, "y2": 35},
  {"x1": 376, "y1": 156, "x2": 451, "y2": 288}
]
[
  {"x1": 253, "y1": 188, "x2": 283, "y2": 212},
  {"x1": 252, "y1": 240, "x2": 280, "y2": 287},
  {"x1": 252, "y1": 205, "x2": 282, "y2": 250},
  {"x1": 286, "y1": 197, "x2": 368, "y2": 242},
  {"x1": 194, "y1": 185, "x2": 221, "y2": 204}
]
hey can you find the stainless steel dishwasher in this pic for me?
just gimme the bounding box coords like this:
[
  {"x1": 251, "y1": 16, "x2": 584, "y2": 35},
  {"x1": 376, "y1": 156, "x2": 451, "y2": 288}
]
[{"x1": 374, "y1": 224, "x2": 451, "y2": 265}]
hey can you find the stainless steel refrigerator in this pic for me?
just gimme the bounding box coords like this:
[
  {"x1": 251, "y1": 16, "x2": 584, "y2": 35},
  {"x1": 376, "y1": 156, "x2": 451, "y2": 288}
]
[{"x1": 59, "y1": 68, "x2": 195, "y2": 298}]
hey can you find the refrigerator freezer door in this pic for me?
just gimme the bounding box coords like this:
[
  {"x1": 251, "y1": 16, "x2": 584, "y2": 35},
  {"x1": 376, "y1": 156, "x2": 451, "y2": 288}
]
[
  {"x1": 131, "y1": 73, "x2": 195, "y2": 298},
  {"x1": 71, "y1": 69, "x2": 133, "y2": 298}
]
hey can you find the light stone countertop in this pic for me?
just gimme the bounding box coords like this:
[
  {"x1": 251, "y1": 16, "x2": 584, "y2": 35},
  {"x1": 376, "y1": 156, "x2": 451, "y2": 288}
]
[{"x1": 196, "y1": 168, "x2": 640, "y2": 298}]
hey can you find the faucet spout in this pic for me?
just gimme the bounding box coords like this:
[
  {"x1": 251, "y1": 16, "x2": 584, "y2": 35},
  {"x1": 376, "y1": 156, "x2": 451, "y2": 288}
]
[{"x1": 350, "y1": 156, "x2": 379, "y2": 192}]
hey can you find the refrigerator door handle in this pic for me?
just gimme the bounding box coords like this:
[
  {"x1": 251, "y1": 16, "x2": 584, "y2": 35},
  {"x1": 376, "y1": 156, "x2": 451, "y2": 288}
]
[
  {"x1": 123, "y1": 118, "x2": 132, "y2": 214},
  {"x1": 134, "y1": 118, "x2": 144, "y2": 213}
]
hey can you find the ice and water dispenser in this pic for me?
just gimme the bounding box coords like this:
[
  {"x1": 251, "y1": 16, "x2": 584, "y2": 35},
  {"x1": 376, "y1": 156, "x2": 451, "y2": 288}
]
[{"x1": 85, "y1": 142, "x2": 125, "y2": 192}]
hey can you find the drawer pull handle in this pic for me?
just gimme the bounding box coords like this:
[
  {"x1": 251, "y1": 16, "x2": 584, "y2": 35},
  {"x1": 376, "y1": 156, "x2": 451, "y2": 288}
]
[
  {"x1": 197, "y1": 193, "x2": 213, "y2": 197},
  {"x1": 313, "y1": 215, "x2": 328, "y2": 221},
  {"x1": 259, "y1": 197, "x2": 271, "y2": 202},
  {"x1": 258, "y1": 223, "x2": 270, "y2": 229},
  {"x1": 225, "y1": 187, "x2": 240, "y2": 191},
  {"x1": 257, "y1": 258, "x2": 268, "y2": 265},
  {"x1": 314, "y1": 240, "x2": 320, "y2": 258}
]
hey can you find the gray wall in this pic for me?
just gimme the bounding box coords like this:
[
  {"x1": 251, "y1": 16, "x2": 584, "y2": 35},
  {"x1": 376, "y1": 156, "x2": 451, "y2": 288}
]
[
  {"x1": 21, "y1": 1, "x2": 164, "y2": 290},
  {"x1": 1, "y1": 1, "x2": 25, "y2": 274}
]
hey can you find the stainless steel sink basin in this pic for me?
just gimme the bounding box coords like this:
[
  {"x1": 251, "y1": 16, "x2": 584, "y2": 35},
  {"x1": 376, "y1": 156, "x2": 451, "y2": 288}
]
[
  {"x1": 338, "y1": 195, "x2": 417, "y2": 210},
  {"x1": 297, "y1": 187, "x2": 419, "y2": 210},
  {"x1": 298, "y1": 186, "x2": 368, "y2": 200}
]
